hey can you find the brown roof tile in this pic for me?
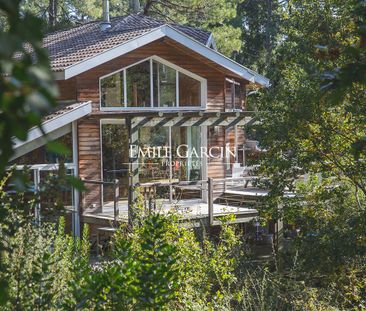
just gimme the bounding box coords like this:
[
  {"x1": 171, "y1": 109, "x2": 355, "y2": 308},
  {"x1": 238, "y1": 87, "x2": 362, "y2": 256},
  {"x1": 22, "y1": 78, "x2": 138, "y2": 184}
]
[
  {"x1": 43, "y1": 14, "x2": 211, "y2": 72},
  {"x1": 43, "y1": 101, "x2": 91, "y2": 122}
]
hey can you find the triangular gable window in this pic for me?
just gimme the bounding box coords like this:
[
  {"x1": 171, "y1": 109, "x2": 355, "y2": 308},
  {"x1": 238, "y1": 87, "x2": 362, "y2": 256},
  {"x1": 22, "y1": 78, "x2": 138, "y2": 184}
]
[{"x1": 100, "y1": 56, "x2": 206, "y2": 110}]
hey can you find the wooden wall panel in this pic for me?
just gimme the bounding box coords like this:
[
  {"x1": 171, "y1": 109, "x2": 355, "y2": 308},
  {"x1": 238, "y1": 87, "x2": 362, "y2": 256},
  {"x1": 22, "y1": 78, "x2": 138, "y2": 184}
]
[
  {"x1": 57, "y1": 78, "x2": 76, "y2": 101},
  {"x1": 77, "y1": 117, "x2": 102, "y2": 213},
  {"x1": 207, "y1": 126, "x2": 226, "y2": 179}
]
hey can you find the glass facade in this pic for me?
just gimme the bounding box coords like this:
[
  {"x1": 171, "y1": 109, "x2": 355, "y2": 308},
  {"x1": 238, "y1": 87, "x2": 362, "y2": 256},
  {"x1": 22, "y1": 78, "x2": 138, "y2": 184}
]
[
  {"x1": 138, "y1": 127, "x2": 170, "y2": 183},
  {"x1": 171, "y1": 126, "x2": 201, "y2": 181},
  {"x1": 101, "y1": 124, "x2": 203, "y2": 200},
  {"x1": 153, "y1": 61, "x2": 176, "y2": 108},
  {"x1": 100, "y1": 72, "x2": 124, "y2": 107},
  {"x1": 126, "y1": 60, "x2": 151, "y2": 107},
  {"x1": 100, "y1": 58, "x2": 202, "y2": 108},
  {"x1": 179, "y1": 72, "x2": 201, "y2": 107}
]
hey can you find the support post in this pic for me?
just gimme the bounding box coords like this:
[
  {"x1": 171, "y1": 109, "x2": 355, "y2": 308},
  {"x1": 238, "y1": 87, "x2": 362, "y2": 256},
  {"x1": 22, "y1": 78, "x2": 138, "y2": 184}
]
[
  {"x1": 34, "y1": 169, "x2": 41, "y2": 225},
  {"x1": 113, "y1": 179, "x2": 119, "y2": 227},
  {"x1": 208, "y1": 178, "x2": 214, "y2": 225},
  {"x1": 72, "y1": 121, "x2": 80, "y2": 237},
  {"x1": 273, "y1": 203, "x2": 284, "y2": 254},
  {"x1": 127, "y1": 117, "x2": 139, "y2": 226}
]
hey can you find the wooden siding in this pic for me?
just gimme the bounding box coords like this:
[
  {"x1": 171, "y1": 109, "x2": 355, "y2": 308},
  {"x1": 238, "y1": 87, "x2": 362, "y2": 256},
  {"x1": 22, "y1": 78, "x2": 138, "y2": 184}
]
[
  {"x1": 207, "y1": 126, "x2": 226, "y2": 179},
  {"x1": 56, "y1": 78, "x2": 76, "y2": 101},
  {"x1": 77, "y1": 117, "x2": 102, "y2": 212}
]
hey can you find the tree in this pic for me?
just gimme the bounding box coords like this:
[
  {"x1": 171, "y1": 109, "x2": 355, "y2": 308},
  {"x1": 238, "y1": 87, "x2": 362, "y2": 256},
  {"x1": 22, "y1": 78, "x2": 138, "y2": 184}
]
[
  {"x1": 235, "y1": 0, "x2": 283, "y2": 75},
  {"x1": 255, "y1": 0, "x2": 366, "y2": 198},
  {"x1": 0, "y1": 0, "x2": 57, "y2": 175},
  {"x1": 140, "y1": 0, "x2": 242, "y2": 56},
  {"x1": 249, "y1": 0, "x2": 366, "y2": 291},
  {"x1": 18, "y1": 0, "x2": 242, "y2": 56}
]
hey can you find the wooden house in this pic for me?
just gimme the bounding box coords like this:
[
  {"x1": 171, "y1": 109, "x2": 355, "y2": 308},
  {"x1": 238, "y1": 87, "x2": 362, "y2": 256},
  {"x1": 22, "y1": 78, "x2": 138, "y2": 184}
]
[{"x1": 11, "y1": 6, "x2": 269, "y2": 235}]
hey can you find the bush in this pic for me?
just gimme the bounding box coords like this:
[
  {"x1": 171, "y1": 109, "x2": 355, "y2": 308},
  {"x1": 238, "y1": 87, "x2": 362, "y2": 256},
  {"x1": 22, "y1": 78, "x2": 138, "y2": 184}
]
[{"x1": 1, "y1": 217, "x2": 89, "y2": 311}]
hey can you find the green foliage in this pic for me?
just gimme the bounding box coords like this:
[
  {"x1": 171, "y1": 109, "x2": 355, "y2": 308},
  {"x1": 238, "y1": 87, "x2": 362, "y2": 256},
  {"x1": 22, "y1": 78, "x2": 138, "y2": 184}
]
[
  {"x1": 253, "y1": 0, "x2": 366, "y2": 204},
  {"x1": 243, "y1": 1, "x2": 366, "y2": 309},
  {"x1": 70, "y1": 213, "x2": 179, "y2": 310},
  {"x1": 2, "y1": 200, "x2": 365, "y2": 310},
  {"x1": 0, "y1": 0, "x2": 58, "y2": 175},
  {"x1": 1, "y1": 217, "x2": 89, "y2": 310},
  {"x1": 18, "y1": 0, "x2": 242, "y2": 57},
  {"x1": 126, "y1": 0, "x2": 242, "y2": 56},
  {"x1": 235, "y1": 0, "x2": 283, "y2": 75}
]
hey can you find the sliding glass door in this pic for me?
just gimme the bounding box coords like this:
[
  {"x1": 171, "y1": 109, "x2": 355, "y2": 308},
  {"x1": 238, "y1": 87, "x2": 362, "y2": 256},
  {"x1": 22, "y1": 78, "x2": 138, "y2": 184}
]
[
  {"x1": 138, "y1": 127, "x2": 170, "y2": 184},
  {"x1": 101, "y1": 122, "x2": 205, "y2": 201},
  {"x1": 101, "y1": 123, "x2": 129, "y2": 200},
  {"x1": 171, "y1": 126, "x2": 201, "y2": 182}
]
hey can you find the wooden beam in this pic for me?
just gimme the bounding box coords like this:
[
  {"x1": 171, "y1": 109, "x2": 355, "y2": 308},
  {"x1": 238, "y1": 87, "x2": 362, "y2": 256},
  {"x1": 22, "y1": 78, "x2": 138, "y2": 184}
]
[
  {"x1": 208, "y1": 177, "x2": 214, "y2": 225},
  {"x1": 130, "y1": 116, "x2": 254, "y2": 128},
  {"x1": 95, "y1": 110, "x2": 255, "y2": 119},
  {"x1": 127, "y1": 117, "x2": 139, "y2": 225}
]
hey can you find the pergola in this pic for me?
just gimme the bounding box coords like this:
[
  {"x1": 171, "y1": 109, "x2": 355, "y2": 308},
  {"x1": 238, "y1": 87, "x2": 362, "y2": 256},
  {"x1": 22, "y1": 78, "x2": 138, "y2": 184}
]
[{"x1": 96, "y1": 110, "x2": 256, "y2": 221}]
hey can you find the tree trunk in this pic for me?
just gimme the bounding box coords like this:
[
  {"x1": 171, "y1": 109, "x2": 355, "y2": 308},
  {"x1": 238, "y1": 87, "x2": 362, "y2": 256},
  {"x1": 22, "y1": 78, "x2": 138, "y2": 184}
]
[
  {"x1": 129, "y1": 0, "x2": 141, "y2": 13},
  {"x1": 144, "y1": 0, "x2": 154, "y2": 15},
  {"x1": 48, "y1": 0, "x2": 58, "y2": 28}
]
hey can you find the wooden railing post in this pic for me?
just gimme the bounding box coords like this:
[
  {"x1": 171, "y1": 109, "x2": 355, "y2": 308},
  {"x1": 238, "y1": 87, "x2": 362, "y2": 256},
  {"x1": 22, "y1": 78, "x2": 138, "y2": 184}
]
[
  {"x1": 208, "y1": 178, "x2": 214, "y2": 225},
  {"x1": 113, "y1": 179, "x2": 119, "y2": 226}
]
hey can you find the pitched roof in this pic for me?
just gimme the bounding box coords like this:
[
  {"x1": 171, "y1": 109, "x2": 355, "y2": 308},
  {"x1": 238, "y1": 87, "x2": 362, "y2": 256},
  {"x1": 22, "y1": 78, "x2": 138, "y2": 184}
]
[{"x1": 44, "y1": 14, "x2": 211, "y2": 72}]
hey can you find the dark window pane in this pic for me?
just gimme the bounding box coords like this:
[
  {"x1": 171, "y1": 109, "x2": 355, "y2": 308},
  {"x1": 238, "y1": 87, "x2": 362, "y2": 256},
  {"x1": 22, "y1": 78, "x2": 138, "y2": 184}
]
[
  {"x1": 101, "y1": 72, "x2": 124, "y2": 107},
  {"x1": 179, "y1": 72, "x2": 201, "y2": 107},
  {"x1": 101, "y1": 124, "x2": 129, "y2": 199},
  {"x1": 126, "y1": 60, "x2": 151, "y2": 107},
  {"x1": 171, "y1": 126, "x2": 201, "y2": 181},
  {"x1": 11, "y1": 133, "x2": 73, "y2": 165},
  {"x1": 153, "y1": 61, "x2": 176, "y2": 107},
  {"x1": 234, "y1": 83, "x2": 242, "y2": 109},
  {"x1": 138, "y1": 127, "x2": 170, "y2": 183}
]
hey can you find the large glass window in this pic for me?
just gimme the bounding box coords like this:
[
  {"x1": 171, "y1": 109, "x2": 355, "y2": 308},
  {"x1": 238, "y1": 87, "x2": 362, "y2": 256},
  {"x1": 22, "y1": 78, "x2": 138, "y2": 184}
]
[
  {"x1": 153, "y1": 61, "x2": 176, "y2": 108},
  {"x1": 101, "y1": 72, "x2": 124, "y2": 107},
  {"x1": 225, "y1": 79, "x2": 243, "y2": 111},
  {"x1": 101, "y1": 124, "x2": 202, "y2": 184},
  {"x1": 126, "y1": 60, "x2": 151, "y2": 107},
  {"x1": 171, "y1": 127, "x2": 201, "y2": 181},
  {"x1": 179, "y1": 72, "x2": 201, "y2": 107},
  {"x1": 101, "y1": 123, "x2": 203, "y2": 203},
  {"x1": 100, "y1": 57, "x2": 203, "y2": 108}
]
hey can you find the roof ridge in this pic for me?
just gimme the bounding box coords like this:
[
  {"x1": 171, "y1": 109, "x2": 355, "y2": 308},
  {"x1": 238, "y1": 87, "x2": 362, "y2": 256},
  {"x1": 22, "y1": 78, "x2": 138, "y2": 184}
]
[
  {"x1": 42, "y1": 13, "x2": 212, "y2": 72},
  {"x1": 45, "y1": 13, "x2": 210, "y2": 38}
]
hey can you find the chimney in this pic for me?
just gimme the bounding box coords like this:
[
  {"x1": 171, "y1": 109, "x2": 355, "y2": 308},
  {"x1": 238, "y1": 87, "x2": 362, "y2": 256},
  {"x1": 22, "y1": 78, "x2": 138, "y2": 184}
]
[
  {"x1": 101, "y1": 0, "x2": 111, "y2": 31},
  {"x1": 129, "y1": 0, "x2": 141, "y2": 13}
]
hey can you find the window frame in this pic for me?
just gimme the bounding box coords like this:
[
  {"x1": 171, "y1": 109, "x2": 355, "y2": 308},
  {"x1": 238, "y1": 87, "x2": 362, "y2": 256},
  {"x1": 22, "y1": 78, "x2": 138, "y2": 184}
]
[{"x1": 99, "y1": 55, "x2": 207, "y2": 111}]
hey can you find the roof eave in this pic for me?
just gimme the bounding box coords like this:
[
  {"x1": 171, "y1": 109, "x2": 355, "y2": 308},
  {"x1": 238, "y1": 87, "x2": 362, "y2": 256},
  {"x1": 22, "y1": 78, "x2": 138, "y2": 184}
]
[{"x1": 12, "y1": 101, "x2": 92, "y2": 151}]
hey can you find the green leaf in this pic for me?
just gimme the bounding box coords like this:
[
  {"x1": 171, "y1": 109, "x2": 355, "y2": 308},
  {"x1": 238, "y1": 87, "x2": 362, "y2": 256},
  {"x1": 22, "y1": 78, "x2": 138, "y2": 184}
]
[{"x1": 46, "y1": 141, "x2": 71, "y2": 156}]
